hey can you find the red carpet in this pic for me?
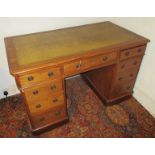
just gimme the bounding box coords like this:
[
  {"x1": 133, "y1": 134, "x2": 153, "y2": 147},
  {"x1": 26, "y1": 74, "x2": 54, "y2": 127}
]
[{"x1": 0, "y1": 76, "x2": 155, "y2": 138}]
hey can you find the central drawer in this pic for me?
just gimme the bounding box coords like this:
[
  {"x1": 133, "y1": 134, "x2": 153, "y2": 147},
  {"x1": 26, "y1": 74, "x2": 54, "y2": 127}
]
[
  {"x1": 63, "y1": 60, "x2": 82, "y2": 76},
  {"x1": 83, "y1": 51, "x2": 117, "y2": 69}
]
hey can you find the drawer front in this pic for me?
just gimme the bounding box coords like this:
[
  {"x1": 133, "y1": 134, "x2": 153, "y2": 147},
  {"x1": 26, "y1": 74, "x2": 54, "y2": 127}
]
[
  {"x1": 31, "y1": 105, "x2": 67, "y2": 129},
  {"x1": 24, "y1": 79, "x2": 63, "y2": 102},
  {"x1": 18, "y1": 67, "x2": 61, "y2": 88},
  {"x1": 117, "y1": 56, "x2": 142, "y2": 72},
  {"x1": 27, "y1": 93, "x2": 65, "y2": 114},
  {"x1": 115, "y1": 68, "x2": 138, "y2": 84},
  {"x1": 111, "y1": 81, "x2": 135, "y2": 98},
  {"x1": 63, "y1": 60, "x2": 82, "y2": 76},
  {"x1": 83, "y1": 52, "x2": 117, "y2": 69},
  {"x1": 120, "y1": 45, "x2": 146, "y2": 60}
]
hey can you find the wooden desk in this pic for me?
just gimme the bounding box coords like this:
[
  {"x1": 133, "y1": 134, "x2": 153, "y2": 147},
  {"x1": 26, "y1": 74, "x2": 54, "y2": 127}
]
[{"x1": 4, "y1": 21, "x2": 149, "y2": 134}]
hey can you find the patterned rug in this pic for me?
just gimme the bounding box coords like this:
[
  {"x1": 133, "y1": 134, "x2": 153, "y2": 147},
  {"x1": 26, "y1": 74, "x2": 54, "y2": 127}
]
[{"x1": 0, "y1": 76, "x2": 155, "y2": 138}]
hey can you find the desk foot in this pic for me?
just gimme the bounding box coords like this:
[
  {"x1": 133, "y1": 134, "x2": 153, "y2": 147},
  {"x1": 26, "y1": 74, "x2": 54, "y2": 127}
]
[{"x1": 29, "y1": 117, "x2": 69, "y2": 135}]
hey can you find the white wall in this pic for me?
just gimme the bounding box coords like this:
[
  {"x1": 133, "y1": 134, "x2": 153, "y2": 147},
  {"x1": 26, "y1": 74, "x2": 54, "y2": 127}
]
[{"x1": 0, "y1": 17, "x2": 155, "y2": 117}]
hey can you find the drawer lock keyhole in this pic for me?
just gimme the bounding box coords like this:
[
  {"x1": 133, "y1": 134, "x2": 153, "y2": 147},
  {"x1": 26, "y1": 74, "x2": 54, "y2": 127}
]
[
  {"x1": 36, "y1": 104, "x2": 41, "y2": 109},
  {"x1": 48, "y1": 72, "x2": 54, "y2": 77},
  {"x1": 76, "y1": 63, "x2": 81, "y2": 69},
  {"x1": 33, "y1": 90, "x2": 39, "y2": 95},
  {"x1": 55, "y1": 111, "x2": 61, "y2": 116},
  {"x1": 102, "y1": 56, "x2": 108, "y2": 61},
  {"x1": 51, "y1": 85, "x2": 56, "y2": 90},
  {"x1": 28, "y1": 76, "x2": 34, "y2": 81},
  {"x1": 53, "y1": 98, "x2": 58, "y2": 103},
  {"x1": 138, "y1": 48, "x2": 142, "y2": 53},
  {"x1": 39, "y1": 117, "x2": 45, "y2": 122}
]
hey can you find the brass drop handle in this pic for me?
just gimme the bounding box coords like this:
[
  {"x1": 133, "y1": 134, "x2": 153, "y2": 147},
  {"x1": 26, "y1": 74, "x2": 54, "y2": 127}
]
[
  {"x1": 53, "y1": 98, "x2": 58, "y2": 103},
  {"x1": 138, "y1": 48, "x2": 142, "y2": 53},
  {"x1": 36, "y1": 104, "x2": 41, "y2": 109},
  {"x1": 133, "y1": 61, "x2": 137, "y2": 65},
  {"x1": 121, "y1": 64, "x2": 125, "y2": 69},
  {"x1": 118, "y1": 77, "x2": 123, "y2": 81},
  {"x1": 102, "y1": 56, "x2": 108, "y2": 61},
  {"x1": 28, "y1": 76, "x2": 34, "y2": 81},
  {"x1": 51, "y1": 85, "x2": 56, "y2": 90},
  {"x1": 76, "y1": 63, "x2": 81, "y2": 69},
  {"x1": 48, "y1": 71, "x2": 54, "y2": 77},
  {"x1": 33, "y1": 90, "x2": 39, "y2": 95},
  {"x1": 125, "y1": 51, "x2": 130, "y2": 56},
  {"x1": 55, "y1": 111, "x2": 61, "y2": 116},
  {"x1": 126, "y1": 86, "x2": 131, "y2": 90},
  {"x1": 39, "y1": 117, "x2": 45, "y2": 122}
]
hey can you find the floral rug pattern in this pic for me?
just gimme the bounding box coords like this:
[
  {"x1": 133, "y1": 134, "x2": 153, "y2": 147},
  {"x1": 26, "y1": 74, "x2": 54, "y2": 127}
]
[{"x1": 0, "y1": 76, "x2": 155, "y2": 138}]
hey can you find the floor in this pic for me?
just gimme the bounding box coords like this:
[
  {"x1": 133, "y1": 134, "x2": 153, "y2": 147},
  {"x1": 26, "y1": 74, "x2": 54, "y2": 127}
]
[{"x1": 0, "y1": 76, "x2": 155, "y2": 138}]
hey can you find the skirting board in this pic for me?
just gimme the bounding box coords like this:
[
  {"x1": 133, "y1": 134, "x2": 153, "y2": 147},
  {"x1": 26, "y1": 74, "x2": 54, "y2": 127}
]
[{"x1": 133, "y1": 86, "x2": 155, "y2": 118}]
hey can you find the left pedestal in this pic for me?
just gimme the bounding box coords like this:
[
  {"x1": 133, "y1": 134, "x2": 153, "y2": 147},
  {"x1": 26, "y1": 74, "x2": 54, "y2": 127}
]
[{"x1": 15, "y1": 66, "x2": 68, "y2": 134}]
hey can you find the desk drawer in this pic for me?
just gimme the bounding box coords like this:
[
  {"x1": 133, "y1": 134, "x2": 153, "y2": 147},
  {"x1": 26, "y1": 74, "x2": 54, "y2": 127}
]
[
  {"x1": 83, "y1": 52, "x2": 117, "y2": 69},
  {"x1": 115, "y1": 68, "x2": 138, "y2": 84},
  {"x1": 31, "y1": 105, "x2": 67, "y2": 129},
  {"x1": 117, "y1": 56, "x2": 142, "y2": 72},
  {"x1": 27, "y1": 93, "x2": 65, "y2": 114},
  {"x1": 18, "y1": 67, "x2": 61, "y2": 88},
  {"x1": 63, "y1": 60, "x2": 82, "y2": 76},
  {"x1": 24, "y1": 79, "x2": 63, "y2": 102},
  {"x1": 120, "y1": 45, "x2": 146, "y2": 60}
]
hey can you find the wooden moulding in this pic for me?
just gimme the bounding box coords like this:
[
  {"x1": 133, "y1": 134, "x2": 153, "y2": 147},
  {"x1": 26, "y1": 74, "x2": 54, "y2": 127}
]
[{"x1": 30, "y1": 117, "x2": 69, "y2": 135}]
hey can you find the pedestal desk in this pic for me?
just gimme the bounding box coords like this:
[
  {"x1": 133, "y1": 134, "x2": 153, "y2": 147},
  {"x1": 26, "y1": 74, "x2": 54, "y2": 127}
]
[{"x1": 5, "y1": 21, "x2": 150, "y2": 134}]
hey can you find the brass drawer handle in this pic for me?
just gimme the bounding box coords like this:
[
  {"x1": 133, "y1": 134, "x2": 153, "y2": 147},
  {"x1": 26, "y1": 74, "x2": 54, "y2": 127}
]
[
  {"x1": 133, "y1": 61, "x2": 137, "y2": 65},
  {"x1": 48, "y1": 71, "x2": 54, "y2": 77},
  {"x1": 121, "y1": 64, "x2": 125, "y2": 69},
  {"x1": 76, "y1": 63, "x2": 81, "y2": 69},
  {"x1": 39, "y1": 117, "x2": 45, "y2": 122},
  {"x1": 33, "y1": 90, "x2": 39, "y2": 95},
  {"x1": 138, "y1": 48, "x2": 142, "y2": 53},
  {"x1": 126, "y1": 86, "x2": 131, "y2": 90},
  {"x1": 53, "y1": 98, "x2": 58, "y2": 103},
  {"x1": 102, "y1": 56, "x2": 108, "y2": 61},
  {"x1": 118, "y1": 77, "x2": 123, "y2": 81},
  {"x1": 36, "y1": 104, "x2": 41, "y2": 109},
  {"x1": 55, "y1": 111, "x2": 61, "y2": 116},
  {"x1": 51, "y1": 85, "x2": 56, "y2": 90},
  {"x1": 28, "y1": 76, "x2": 34, "y2": 81},
  {"x1": 125, "y1": 51, "x2": 130, "y2": 56}
]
